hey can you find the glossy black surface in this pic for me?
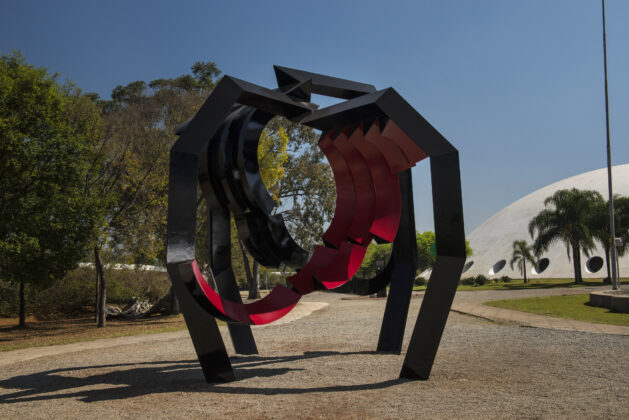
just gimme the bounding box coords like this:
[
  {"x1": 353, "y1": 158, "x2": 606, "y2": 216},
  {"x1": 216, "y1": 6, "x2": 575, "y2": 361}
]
[
  {"x1": 376, "y1": 169, "x2": 418, "y2": 353},
  {"x1": 166, "y1": 66, "x2": 465, "y2": 382}
]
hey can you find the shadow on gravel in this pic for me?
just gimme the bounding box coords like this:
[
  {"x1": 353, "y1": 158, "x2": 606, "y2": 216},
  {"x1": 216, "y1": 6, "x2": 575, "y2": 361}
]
[{"x1": 0, "y1": 351, "x2": 405, "y2": 403}]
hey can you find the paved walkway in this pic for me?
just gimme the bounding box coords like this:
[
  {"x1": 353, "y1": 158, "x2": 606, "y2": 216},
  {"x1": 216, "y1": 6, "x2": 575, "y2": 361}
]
[{"x1": 451, "y1": 287, "x2": 629, "y2": 336}]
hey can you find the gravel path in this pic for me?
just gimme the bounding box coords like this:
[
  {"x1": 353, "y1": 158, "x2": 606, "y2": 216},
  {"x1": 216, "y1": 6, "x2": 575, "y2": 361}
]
[{"x1": 1, "y1": 291, "x2": 628, "y2": 419}]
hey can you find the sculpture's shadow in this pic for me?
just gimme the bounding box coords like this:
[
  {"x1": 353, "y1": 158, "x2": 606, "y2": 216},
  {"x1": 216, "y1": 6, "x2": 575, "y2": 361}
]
[{"x1": 0, "y1": 351, "x2": 405, "y2": 403}]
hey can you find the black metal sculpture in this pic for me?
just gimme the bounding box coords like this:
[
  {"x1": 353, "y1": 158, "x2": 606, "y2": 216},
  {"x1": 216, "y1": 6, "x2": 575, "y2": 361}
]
[{"x1": 166, "y1": 66, "x2": 466, "y2": 382}]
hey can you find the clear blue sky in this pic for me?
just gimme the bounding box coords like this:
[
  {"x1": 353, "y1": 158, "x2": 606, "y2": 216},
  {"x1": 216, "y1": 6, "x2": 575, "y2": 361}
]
[{"x1": 2, "y1": 0, "x2": 628, "y2": 234}]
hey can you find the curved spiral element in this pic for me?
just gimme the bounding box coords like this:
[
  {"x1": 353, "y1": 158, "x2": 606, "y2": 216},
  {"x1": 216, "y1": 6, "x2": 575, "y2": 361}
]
[
  {"x1": 167, "y1": 67, "x2": 465, "y2": 382},
  {"x1": 192, "y1": 113, "x2": 427, "y2": 325}
]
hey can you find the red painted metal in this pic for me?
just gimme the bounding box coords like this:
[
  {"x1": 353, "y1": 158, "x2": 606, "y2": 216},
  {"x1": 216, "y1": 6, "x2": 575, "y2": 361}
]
[
  {"x1": 189, "y1": 119, "x2": 425, "y2": 326},
  {"x1": 192, "y1": 260, "x2": 301, "y2": 325},
  {"x1": 288, "y1": 242, "x2": 367, "y2": 293},
  {"x1": 381, "y1": 120, "x2": 428, "y2": 164},
  {"x1": 319, "y1": 133, "x2": 356, "y2": 249},
  {"x1": 364, "y1": 120, "x2": 413, "y2": 174},
  {"x1": 332, "y1": 130, "x2": 374, "y2": 245},
  {"x1": 287, "y1": 245, "x2": 336, "y2": 294},
  {"x1": 313, "y1": 242, "x2": 367, "y2": 289},
  {"x1": 348, "y1": 125, "x2": 401, "y2": 243}
]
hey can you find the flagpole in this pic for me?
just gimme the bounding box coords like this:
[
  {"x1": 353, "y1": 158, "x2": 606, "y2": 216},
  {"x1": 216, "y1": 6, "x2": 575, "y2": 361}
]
[{"x1": 601, "y1": 0, "x2": 618, "y2": 290}]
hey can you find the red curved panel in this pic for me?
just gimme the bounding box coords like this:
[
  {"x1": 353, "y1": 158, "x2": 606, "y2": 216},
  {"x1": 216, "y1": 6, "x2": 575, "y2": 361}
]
[
  {"x1": 332, "y1": 131, "x2": 374, "y2": 245},
  {"x1": 364, "y1": 120, "x2": 413, "y2": 174},
  {"x1": 381, "y1": 120, "x2": 428, "y2": 165},
  {"x1": 348, "y1": 125, "x2": 402, "y2": 243},
  {"x1": 189, "y1": 120, "x2": 426, "y2": 326},
  {"x1": 287, "y1": 245, "x2": 336, "y2": 294},
  {"x1": 319, "y1": 134, "x2": 356, "y2": 249},
  {"x1": 191, "y1": 260, "x2": 301, "y2": 325},
  {"x1": 313, "y1": 242, "x2": 367, "y2": 289},
  {"x1": 288, "y1": 242, "x2": 368, "y2": 293}
]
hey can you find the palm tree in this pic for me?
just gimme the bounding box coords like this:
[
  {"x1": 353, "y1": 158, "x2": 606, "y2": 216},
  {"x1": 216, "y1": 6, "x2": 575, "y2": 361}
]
[
  {"x1": 588, "y1": 195, "x2": 629, "y2": 284},
  {"x1": 617, "y1": 196, "x2": 629, "y2": 254},
  {"x1": 528, "y1": 189, "x2": 602, "y2": 284},
  {"x1": 510, "y1": 240, "x2": 536, "y2": 283}
]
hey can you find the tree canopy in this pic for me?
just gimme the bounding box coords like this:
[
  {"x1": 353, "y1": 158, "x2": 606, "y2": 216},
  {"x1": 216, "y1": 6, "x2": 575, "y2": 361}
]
[
  {"x1": 356, "y1": 230, "x2": 473, "y2": 279},
  {"x1": 529, "y1": 188, "x2": 602, "y2": 284},
  {"x1": 509, "y1": 239, "x2": 536, "y2": 283},
  {"x1": 269, "y1": 117, "x2": 335, "y2": 250},
  {"x1": 0, "y1": 52, "x2": 100, "y2": 326},
  {"x1": 588, "y1": 194, "x2": 629, "y2": 283}
]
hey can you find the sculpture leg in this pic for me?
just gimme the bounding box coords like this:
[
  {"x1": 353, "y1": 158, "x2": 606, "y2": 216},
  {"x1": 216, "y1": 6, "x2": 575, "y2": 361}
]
[
  {"x1": 208, "y1": 207, "x2": 259, "y2": 354},
  {"x1": 401, "y1": 152, "x2": 465, "y2": 379},
  {"x1": 376, "y1": 169, "x2": 418, "y2": 352},
  {"x1": 168, "y1": 263, "x2": 235, "y2": 383}
]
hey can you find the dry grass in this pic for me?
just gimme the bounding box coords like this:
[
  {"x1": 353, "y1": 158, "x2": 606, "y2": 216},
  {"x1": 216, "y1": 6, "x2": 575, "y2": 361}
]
[{"x1": 0, "y1": 314, "x2": 188, "y2": 352}]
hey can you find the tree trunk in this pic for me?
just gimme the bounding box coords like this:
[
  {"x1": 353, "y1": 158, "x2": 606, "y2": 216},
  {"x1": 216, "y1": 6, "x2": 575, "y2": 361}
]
[
  {"x1": 603, "y1": 246, "x2": 611, "y2": 284},
  {"x1": 523, "y1": 260, "x2": 527, "y2": 283},
  {"x1": 248, "y1": 261, "x2": 260, "y2": 299},
  {"x1": 572, "y1": 244, "x2": 582, "y2": 284},
  {"x1": 94, "y1": 265, "x2": 100, "y2": 321},
  {"x1": 239, "y1": 240, "x2": 253, "y2": 294},
  {"x1": 18, "y1": 281, "x2": 26, "y2": 328},
  {"x1": 95, "y1": 246, "x2": 107, "y2": 327}
]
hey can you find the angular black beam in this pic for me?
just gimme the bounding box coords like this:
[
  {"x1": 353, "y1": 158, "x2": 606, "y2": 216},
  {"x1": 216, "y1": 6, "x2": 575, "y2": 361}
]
[
  {"x1": 168, "y1": 260, "x2": 234, "y2": 382},
  {"x1": 376, "y1": 169, "x2": 418, "y2": 352},
  {"x1": 400, "y1": 151, "x2": 466, "y2": 379},
  {"x1": 302, "y1": 84, "x2": 466, "y2": 375},
  {"x1": 274, "y1": 65, "x2": 376, "y2": 100},
  {"x1": 168, "y1": 66, "x2": 465, "y2": 383},
  {"x1": 167, "y1": 76, "x2": 311, "y2": 382},
  {"x1": 208, "y1": 207, "x2": 258, "y2": 355}
]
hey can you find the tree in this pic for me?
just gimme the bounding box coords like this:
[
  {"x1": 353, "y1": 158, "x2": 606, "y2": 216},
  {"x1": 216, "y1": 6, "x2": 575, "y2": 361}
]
[
  {"x1": 356, "y1": 242, "x2": 392, "y2": 278},
  {"x1": 528, "y1": 188, "x2": 602, "y2": 284},
  {"x1": 228, "y1": 117, "x2": 335, "y2": 297},
  {"x1": 88, "y1": 62, "x2": 221, "y2": 326},
  {"x1": 589, "y1": 195, "x2": 629, "y2": 283},
  {"x1": 509, "y1": 240, "x2": 536, "y2": 283},
  {"x1": 416, "y1": 231, "x2": 436, "y2": 271},
  {"x1": 416, "y1": 231, "x2": 472, "y2": 273},
  {"x1": 0, "y1": 52, "x2": 99, "y2": 327},
  {"x1": 616, "y1": 196, "x2": 629, "y2": 252},
  {"x1": 269, "y1": 117, "x2": 335, "y2": 250}
]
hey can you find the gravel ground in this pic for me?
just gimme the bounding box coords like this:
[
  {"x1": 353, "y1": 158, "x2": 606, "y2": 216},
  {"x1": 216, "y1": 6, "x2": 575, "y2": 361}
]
[{"x1": 1, "y1": 291, "x2": 628, "y2": 419}]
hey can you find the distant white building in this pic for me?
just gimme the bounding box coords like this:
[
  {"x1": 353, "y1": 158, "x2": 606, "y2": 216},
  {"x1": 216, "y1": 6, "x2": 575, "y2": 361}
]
[
  {"x1": 462, "y1": 164, "x2": 629, "y2": 279},
  {"x1": 77, "y1": 262, "x2": 166, "y2": 272}
]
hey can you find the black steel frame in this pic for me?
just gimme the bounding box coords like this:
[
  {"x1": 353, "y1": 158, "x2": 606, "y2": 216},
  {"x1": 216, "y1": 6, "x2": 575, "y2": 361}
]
[{"x1": 166, "y1": 66, "x2": 465, "y2": 382}]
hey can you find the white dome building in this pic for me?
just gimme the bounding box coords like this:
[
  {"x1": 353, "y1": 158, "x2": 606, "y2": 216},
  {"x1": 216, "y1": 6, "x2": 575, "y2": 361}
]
[{"x1": 462, "y1": 164, "x2": 629, "y2": 279}]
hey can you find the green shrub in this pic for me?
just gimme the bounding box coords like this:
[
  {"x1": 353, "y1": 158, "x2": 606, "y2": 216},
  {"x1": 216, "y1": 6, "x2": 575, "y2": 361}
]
[
  {"x1": 474, "y1": 274, "x2": 489, "y2": 286},
  {"x1": 0, "y1": 267, "x2": 170, "y2": 318},
  {"x1": 261, "y1": 272, "x2": 293, "y2": 289},
  {"x1": 500, "y1": 275, "x2": 512, "y2": 283},
  {"x1": 460, "y1": 277, "x2": 476, "y2": 286},
  {"x1": 414, "y1": 276, "x2": 427, "y2": 287}
]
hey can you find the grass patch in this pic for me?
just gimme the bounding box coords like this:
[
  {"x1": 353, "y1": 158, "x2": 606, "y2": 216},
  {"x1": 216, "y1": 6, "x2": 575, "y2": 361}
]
[
  {"x1": 412, "y1": 278, "x2": 629, "y2": 292},
  {"x1": 0, "y1": 314, "x2": 192, "y2": 352},
  {"x1": 485, "y1": 294, "x2": 629, "y2": 327}
]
